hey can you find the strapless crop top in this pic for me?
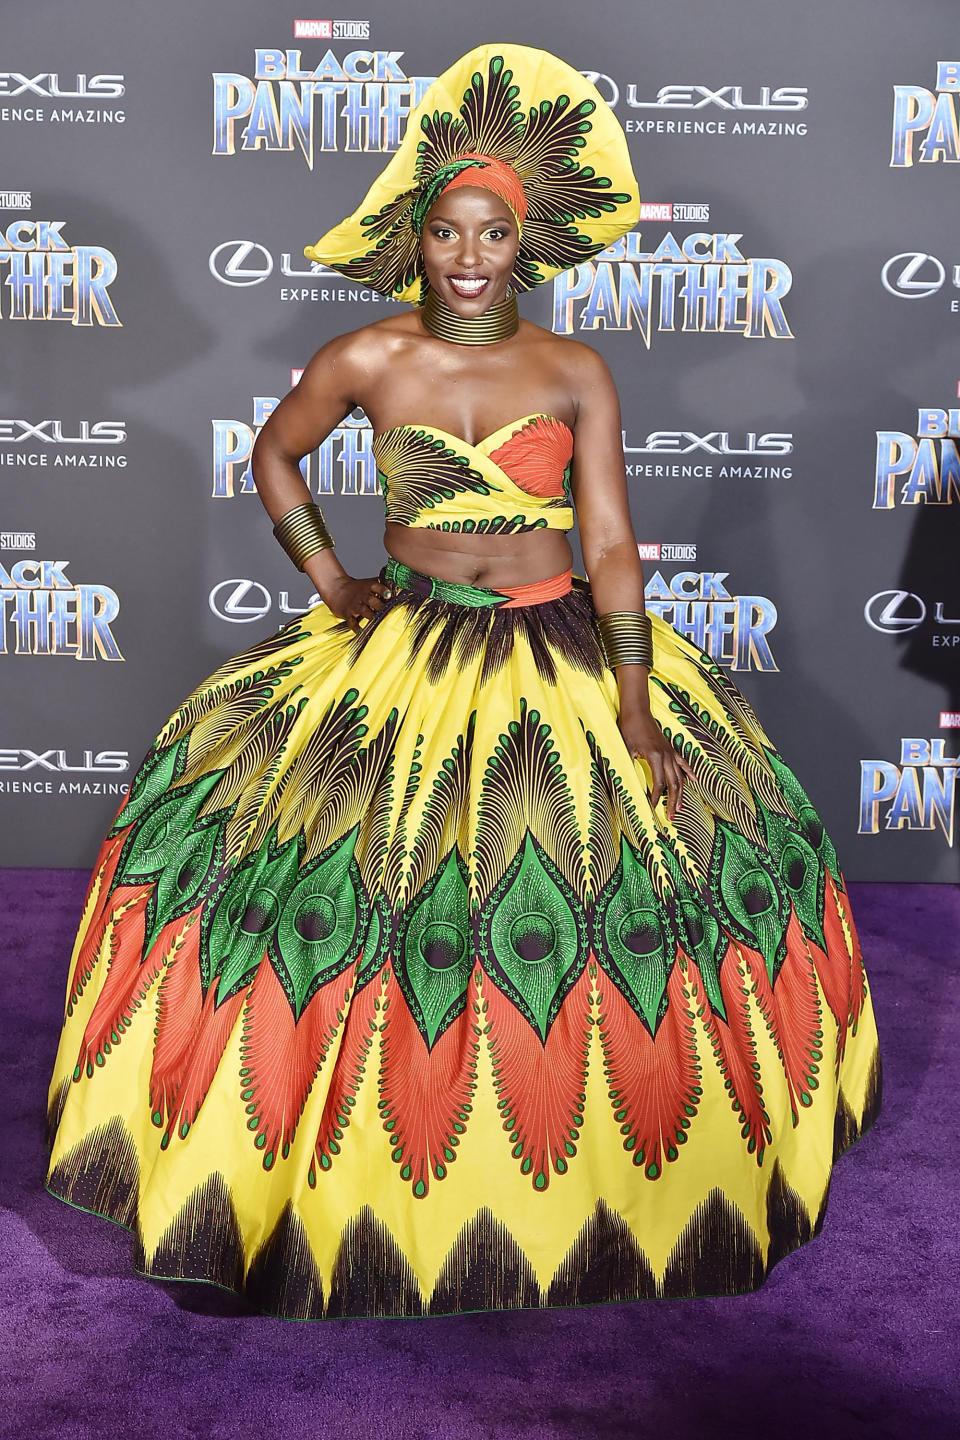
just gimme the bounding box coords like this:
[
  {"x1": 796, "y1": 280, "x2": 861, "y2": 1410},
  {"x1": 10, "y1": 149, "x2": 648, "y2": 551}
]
[{"x1": 372, "y1": 413, "x2": 574, "y2": 534}]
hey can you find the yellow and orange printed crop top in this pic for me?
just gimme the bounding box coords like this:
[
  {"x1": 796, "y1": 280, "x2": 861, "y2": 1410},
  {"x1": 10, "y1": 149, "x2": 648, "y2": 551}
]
[{"x1": 372, "y1": 413, "x2": 574, "y2": 533}]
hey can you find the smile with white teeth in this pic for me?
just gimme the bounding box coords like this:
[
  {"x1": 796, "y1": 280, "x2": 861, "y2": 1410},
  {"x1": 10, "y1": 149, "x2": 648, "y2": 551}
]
[{"x1": 448, "y1": 276, "x2": 489, "y2": 297}]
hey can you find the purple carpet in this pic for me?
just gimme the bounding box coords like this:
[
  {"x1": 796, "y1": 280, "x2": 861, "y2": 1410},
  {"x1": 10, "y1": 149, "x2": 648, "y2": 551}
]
[{"x1": 1, "y1": 870, "x2": 956, "y2": 1440}]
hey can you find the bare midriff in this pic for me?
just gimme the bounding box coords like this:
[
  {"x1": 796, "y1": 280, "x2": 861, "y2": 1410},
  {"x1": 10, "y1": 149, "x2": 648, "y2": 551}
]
[{"x1": 383, "y1": 522, "x2": 573, "y2": 588}]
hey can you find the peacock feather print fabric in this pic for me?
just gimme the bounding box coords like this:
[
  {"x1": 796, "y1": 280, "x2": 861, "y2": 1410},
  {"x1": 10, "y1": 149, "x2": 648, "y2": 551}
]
[{"x1": 46, "y1": 548, "x2": 880, "y2": 1319}]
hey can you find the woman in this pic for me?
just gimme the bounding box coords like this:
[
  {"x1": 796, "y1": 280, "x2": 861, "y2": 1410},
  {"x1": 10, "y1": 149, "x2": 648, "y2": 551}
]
[{"x1": 46, "y1": 45, "x2": 880, "y2": 1319}]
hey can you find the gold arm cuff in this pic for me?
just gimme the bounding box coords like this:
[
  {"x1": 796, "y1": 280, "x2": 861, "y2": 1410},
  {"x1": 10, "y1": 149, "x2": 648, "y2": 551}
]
[
  {"x1": 597, "y1": 611, "x2": 654, "y2": 670},
  {"x1": 273, "y1": 502, "x2": 334, "y2": 571}
]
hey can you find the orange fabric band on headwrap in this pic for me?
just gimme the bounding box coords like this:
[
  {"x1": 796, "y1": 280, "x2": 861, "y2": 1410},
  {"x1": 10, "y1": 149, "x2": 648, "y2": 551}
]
[{"x1": 440, "y1": 153, "x2": 528, "y2": 231}]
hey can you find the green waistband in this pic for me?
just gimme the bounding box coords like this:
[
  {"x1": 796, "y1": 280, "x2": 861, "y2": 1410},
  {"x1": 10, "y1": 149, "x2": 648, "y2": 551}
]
[{"x1": 384, "y1": 558, "x2": 506, "y2": 608}]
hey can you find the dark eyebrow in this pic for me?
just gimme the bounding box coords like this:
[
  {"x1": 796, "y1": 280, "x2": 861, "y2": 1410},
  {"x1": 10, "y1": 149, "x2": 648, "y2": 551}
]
[{"x1": 426, "y1": 211, "x2": 514, "y2": 226}]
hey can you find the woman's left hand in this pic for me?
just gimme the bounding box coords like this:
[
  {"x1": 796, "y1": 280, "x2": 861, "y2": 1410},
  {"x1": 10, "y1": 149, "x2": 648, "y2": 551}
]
[{"x1": 619, "y1": 706, "x2": 695, "y2": 821}]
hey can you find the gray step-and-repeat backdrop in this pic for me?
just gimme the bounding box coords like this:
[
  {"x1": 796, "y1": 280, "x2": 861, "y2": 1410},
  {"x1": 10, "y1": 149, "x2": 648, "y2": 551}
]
[{"x1": 1, "y1": 0, "x2": 958, "y2": 880}]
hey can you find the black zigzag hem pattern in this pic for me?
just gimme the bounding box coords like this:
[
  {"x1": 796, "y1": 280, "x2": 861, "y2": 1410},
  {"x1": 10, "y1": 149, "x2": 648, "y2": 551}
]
[{"x1": 46, "y1": 1049, "x2": 880, "y2": 1321}]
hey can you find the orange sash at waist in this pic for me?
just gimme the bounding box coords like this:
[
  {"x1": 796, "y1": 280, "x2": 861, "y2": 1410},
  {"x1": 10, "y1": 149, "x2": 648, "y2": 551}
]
[
  {"x1": 382, "y1": 559, "x2": 574, "y2": 609},
  {"x1": 498, "y1": 569, "x2": 573, "y2": 608}
]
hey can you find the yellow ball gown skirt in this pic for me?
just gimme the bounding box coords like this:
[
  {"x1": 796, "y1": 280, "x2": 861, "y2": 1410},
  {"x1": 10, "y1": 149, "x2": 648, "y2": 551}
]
[{"x1": 45, "y1": 540, "x2": 880, "y2": 1318}]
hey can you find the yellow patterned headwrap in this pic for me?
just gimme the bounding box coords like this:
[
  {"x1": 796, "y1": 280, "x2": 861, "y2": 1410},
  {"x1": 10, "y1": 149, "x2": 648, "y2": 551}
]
[{"x1": 304, "y1": 43, "x2": 640, "y2": 304}]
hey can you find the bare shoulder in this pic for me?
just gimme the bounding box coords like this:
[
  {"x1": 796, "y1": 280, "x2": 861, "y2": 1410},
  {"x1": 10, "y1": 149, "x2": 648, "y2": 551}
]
[
  {"x1": 519, "y1": 323, "x2": 617, "y2": 418},
  {"x1": 520, "y1": 321, "x2": 613, "y2": 385},
  {"x1": 299, "y1": 309, "x2": 422, "y2": 387}
]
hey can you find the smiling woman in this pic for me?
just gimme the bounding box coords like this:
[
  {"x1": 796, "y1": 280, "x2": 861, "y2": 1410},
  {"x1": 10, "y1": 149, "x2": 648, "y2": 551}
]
[
  {"x1": 417, "y1": 187, "x2": 524, "y2": 343},
  {"x1": 45, "y1": 43, "x2": 879, "y2": 1321}
]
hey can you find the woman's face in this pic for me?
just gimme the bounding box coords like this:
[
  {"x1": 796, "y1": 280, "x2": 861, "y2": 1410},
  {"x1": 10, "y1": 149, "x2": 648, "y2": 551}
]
[{"x1": 419, "y1": 185, "x2": 520, "y2": 315}]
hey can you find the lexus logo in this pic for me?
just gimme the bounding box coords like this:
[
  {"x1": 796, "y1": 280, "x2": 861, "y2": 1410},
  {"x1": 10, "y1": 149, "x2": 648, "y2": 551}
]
[
  {"x1": 208, "y1": 579, "x2": 317, "y2": 623},
  {"x1": 580, "y1": 71, "x2": 620, "y2": 107},
  {"x1": 209, "y1": 240, "x2": 273, "y2": 287},
  {"x1": 864, "y1": 590, "x2": 927, "y2": 633},
  {"x1": 880, "y1": 252, "x2": 945, "y2": 299},
  {"x1": 209, "y1": 579, "x2": 271, "y2": 622}
]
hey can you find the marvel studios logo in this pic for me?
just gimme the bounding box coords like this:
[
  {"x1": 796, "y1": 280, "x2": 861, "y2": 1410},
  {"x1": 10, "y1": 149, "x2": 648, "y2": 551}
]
[
  {"x1": 638, "y1": 542, "x2": 698, "y2": 561},
  {"x1": 638, "y1": 203, "x2": 710, "y2": 223},
  {"x1": 294, "y1": 19, "x2": 371, "y2": 38},
  {"x1": 0, "y1": 191, "x2": 31, "y2": 209},
  {"x1": 940, "y1": 711, "x2": 960, "y2": 728},
  {"x1": 0, "y1": 531, "x2": 36, "y2": 550}
]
